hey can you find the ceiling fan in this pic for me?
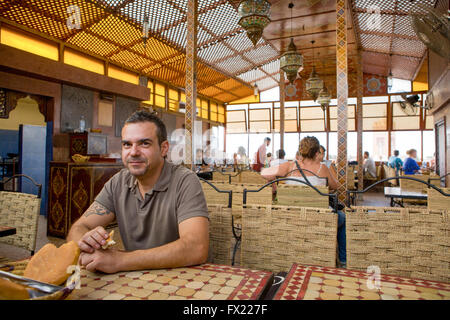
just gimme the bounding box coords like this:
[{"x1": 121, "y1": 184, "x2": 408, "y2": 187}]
[{"x1": 409, "y1": 2, "x2": 450, "y2": 60}]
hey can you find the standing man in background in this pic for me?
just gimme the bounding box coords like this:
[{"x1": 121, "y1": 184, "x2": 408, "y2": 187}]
[{"x1": 252, "y1": 137, "x2": 271, "y2": 172}]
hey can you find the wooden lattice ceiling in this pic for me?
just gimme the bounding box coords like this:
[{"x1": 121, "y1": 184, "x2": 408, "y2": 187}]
[
  {"x1": 351, "y1": 0, "x2": 448, "y2": 81},
  {"x1": 0, "y1": 0, "x2": 440, "y2": 103}
]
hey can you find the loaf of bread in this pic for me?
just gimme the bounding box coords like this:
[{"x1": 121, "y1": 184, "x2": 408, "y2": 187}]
[
  {"x1": 0, "y1": 278, "x2": 30, "y2": 300},
  {"x1": 23, "y1": 241, "x2": 80, "y2": 285}
]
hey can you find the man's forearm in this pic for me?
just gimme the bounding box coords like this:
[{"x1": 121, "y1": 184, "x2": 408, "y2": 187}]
[
  {"x1": 66, "y1": 223, "x2": 90, "y2": 243},
  {"x1": 117, "y1": 237, "x2": 208, "y2": 271}
]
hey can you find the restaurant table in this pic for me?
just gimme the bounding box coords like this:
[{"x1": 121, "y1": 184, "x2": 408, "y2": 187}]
[
  {"x1": 68, "y1": 263, "x2": 273, "y2": 300},
  {"x1": 273, "y1": 263, "x2": 450, "y2": 300},
  {"x1": 0, "y1": 225, "x2": 16, "y2": 237},
  {"x1": 384, "y1": 187, "x2": 427, "y2": 207}
]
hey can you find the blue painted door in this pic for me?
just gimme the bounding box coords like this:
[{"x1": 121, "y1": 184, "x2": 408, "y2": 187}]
[{"x1": 19, "y1": 124, "x2": 47, "y2": 215}]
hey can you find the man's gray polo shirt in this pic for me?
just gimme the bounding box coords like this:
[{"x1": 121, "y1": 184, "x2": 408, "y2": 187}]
[{"x1": 95, "y1": 160, "x2": 208, "y2": 251}]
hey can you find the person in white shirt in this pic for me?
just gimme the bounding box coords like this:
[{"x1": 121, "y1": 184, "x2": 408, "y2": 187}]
[
  {"x1": 363, "y1": 151, "x2": 376, "y2": 178},
  {"x1": 252, "y1": 137, "x2": 271, "y2": 172},
  {"x1": 270, "y1": 149, "x2": 288, "y2": 167}
]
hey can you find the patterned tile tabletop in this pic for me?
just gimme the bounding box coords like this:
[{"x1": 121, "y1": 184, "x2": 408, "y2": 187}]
[
  {"x1": 68, "y1": 263, "x2": 273, "y2": 300},
  {"x1": 274, "y1": 263, "x2": 450, "y2": 300}
]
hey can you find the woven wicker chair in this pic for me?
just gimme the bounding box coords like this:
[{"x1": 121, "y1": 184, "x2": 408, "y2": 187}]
[
  {"x1": 383, "y1": 164, "x2": 398, "y2": 186},
  {"x1": 238, "y1": 171, "x2": 267, "y2": 184},
  {"x1": 230, "y1": 183, "x2": 272, "y2": 208},
  {"x1": 427, "y1": 187, "x2": 450, "y2": 211},
  {"x1": 0, "y1": 174, "x2": 42, "y2": 255},
  {"x1": 240, "y1": 205, "x2": 337, "y2": 273},
  {"x1": 206, "y1": 205, "x2": 236, "y2": 265},
  {"x1": 200, "y1": 180, "x2": 232, "y2": 207},
  {"x1": 212, "y1": 171, "x2": 230, "y2": 183},
  {"x1": 346, "y1": 206, "x2": 450, "y2": 283},
  {"x1": 275, "y1": 184, "x2": 329, "y2": 208}
]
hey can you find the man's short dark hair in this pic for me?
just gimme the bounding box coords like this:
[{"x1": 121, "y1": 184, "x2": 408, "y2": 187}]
[
  {"x1": 264, "y1": 137, "x2": 271, "y2": 142},
  {"x1": 394, "y1": 150, "x2": 399, "y2": 156},
  {"x1": 277, "y1": 149, "x2": 286, "y2": 159},
  {"x1": 320, "y1": 145, "x2": 326, "y2": 152},
  {"x1": 364, "y1": 151, "x2": 369, "y2": 156},
  {"x1": 124, "y1": 110, "x2": 167, "y2": 146}
]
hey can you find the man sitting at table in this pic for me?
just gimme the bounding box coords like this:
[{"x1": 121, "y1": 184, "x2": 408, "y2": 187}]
[
  {"x1": 363, "y1": 151, "x2": 376, "y2": 178},
  {"x1": 67, "y1": 110, "x2": 209, "y2": 273}
]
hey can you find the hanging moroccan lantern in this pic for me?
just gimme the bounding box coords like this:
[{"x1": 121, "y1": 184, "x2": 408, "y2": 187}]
[
  {"x1": 306, "y1": 66, "x2": 324, "y2": 101},
  {"x1": 306, "y1": 40, "x2": 323, "y2": 101},
  {"x1": 317, "y1": 85, "x2": 331, "y2": 110},
  {"x1": 238, "y1": 0, "x2": 271, "y2": 46},
  {"x1": 280, "y1": 38, "x2": 304, "y2": 84}
]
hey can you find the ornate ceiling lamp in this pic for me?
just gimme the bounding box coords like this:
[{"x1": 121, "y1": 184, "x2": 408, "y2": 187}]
[
  {"x1": 317, "y1": 85, "x2": 331, "y2": 111},
  {"x1": 387, "y1": 54, "x2": 394, "y2": 92},
  {"x1": 238, "y1": 0, "x2": 271, "y2": 46},
  {"x1": 142, "y1": 14, "x2": 150, "y2": 48},
  {"x1": 280, "y1": 3, "x2": 303, "y2": 84},
  {"x1": 305, "y1": 40, "x2": 324, "y2": 101}
]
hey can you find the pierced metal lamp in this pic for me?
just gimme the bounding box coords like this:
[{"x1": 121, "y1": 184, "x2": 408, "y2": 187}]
[
  {"x1": 305, "y1": 40, "x2": 323, "y2": 101},
  {"x1": 280, "y1": 38, "x2": 304, "y2": 84},
  {"x1": 238, "y1": 0, "x2": 271, "y2": 46},
  {"x1": 142, "y1": 14, "x2": 150, "y2": 48},
  {"x1": 279, "y1": 3, "x2": 303, "y2": 84},
  {"x1": 317, "y1": 85, "x2": 331, "y2": 110}
]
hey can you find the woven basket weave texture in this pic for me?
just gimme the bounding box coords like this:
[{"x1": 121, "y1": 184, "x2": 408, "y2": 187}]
[{"x1": 346, "y1": 206, "x2": 450, "y2": 282}]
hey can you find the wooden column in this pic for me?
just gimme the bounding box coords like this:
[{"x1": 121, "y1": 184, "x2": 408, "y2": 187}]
[
  {"x1": 185, "y1": 0, "x2": 198, "y2": 170},
  {"x1": 279, "y1": 70, "x2": 286, "y2": 150},
  {"x1": 336, "y1": 0, "x2": 348, "y2": 203},
  {"x1": 356, "y1": 50, "x2": 364, "y2": 195}
]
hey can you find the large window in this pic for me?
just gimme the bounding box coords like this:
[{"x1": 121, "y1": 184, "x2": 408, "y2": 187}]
[
  {"x1": 226, "y1": 110, "x2": 246, "y2": 133},
  {"x1": 329, "y1": 105, "x2": 356, "y2": 131},
  {"x1": 363, "y1": 104, "x2": 387, "y2": 130},
  {"x1": 391, "y1": 131, "x2": 422, "y2": 162},
  {"x1": 392, "y1": 102, "x2": 420, "y2": 130},
  {"x1": 363, "y1": 132, "x2": 389, "y2": 161},
  {"x1": 273, "y1": 107, "x2": 298, "y2": 132},
  {"x1": 422, "y1": 131, "x2": 435, "y2": 164},
  {"x1": 248, "y1": 108, "x2": 271, "y2": 133},
  {"x1": 328, "y1": 132, "x2": 357, "y2": 161},
  {"x1": 154, "y1": 82, "x2": 166, "y2": 108},
  {"x1": 168, "y1": 88, "x2": 179, "y2": 112},
  {"x1": 226, "y1": 133, "x2": 248, "y2": 161},
  {"x1": 300, "y1": 106, "x2": 325, "y2": 132},
  {"x1": 272, "y1": 133, "x2": 300, "y2": 160}
]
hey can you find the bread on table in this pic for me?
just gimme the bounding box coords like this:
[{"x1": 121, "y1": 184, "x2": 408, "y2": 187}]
[
  {"x1": 102, "y1": 230, "x2": 116, "y2": 249},
  {"x1": 23, "y1": 241, "x2": 80, "y2": 285}
]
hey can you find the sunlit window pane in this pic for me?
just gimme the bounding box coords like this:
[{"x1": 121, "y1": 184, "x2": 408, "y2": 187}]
[
  {"x1": 363, "y1": 132, "x2": 388, "y2": 161},
  {"x1": 391, "y1": 131, "x2": 422, "y2": 161}
]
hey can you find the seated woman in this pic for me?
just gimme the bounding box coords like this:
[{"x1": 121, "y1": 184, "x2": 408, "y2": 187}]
[
  {"x1": 261, "y1": 136, "x2": 346, "y2": 268},
  {"x1": 403, "y1": 149, "x2": 421, "y2": 175}
]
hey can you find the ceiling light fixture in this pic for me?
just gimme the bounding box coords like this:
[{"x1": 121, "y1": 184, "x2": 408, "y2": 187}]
[
  {"x1": 238, "y1": 0, "x2": 271, "y2": 46},
  {"x1": 305, "y1": 40, "x2": 324, "y2": 101},
  {"x1": 279, "y1": 2, "x2": 303, "y2": 84}
]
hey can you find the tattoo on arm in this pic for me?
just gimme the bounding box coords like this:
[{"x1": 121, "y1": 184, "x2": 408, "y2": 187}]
[{"x1": 84, "y1": 202, "x2": 113, "y2": 217}]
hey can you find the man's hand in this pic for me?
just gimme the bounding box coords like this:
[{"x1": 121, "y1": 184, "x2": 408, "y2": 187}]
[
  {"x1": 78, "y1": 226, "x2": 110, "y2": 254},
  {"x1": 80, "y1": 249, "x2": 123, "y2": 273}
]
